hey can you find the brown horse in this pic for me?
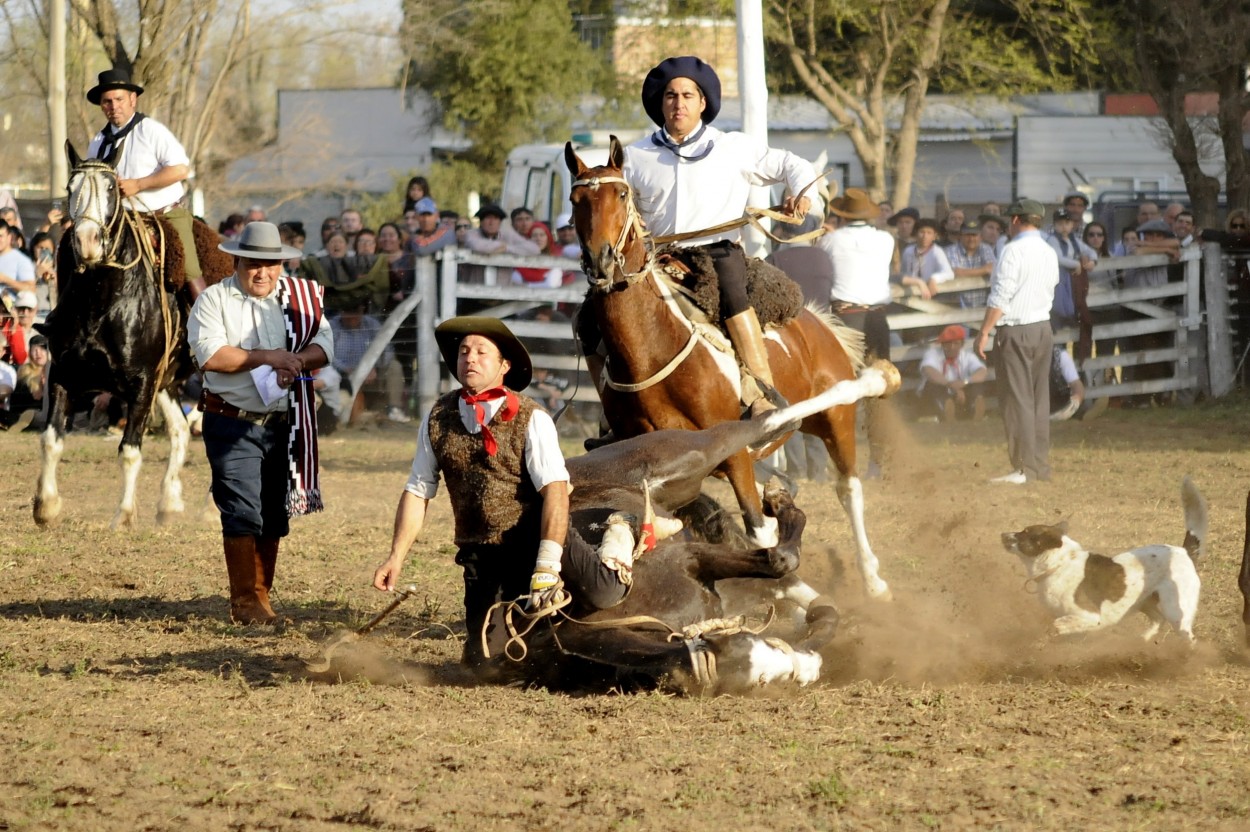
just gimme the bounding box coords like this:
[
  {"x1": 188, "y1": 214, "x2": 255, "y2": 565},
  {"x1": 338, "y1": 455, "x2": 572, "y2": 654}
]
[{"x1": 565, "y1": 136, "x2": 898, "y2": 600}]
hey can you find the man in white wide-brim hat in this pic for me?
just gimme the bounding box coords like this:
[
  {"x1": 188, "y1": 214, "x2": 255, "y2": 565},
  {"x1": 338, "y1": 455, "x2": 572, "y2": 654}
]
[{"x1": 188, "y1": 222, "x2": 335, "y2": 625}]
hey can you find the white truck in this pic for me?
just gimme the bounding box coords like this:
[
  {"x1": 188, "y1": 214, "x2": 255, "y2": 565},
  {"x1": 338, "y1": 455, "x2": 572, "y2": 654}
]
[{"x1": 500, "y1": 131, "x2": 645, "y2": 228}]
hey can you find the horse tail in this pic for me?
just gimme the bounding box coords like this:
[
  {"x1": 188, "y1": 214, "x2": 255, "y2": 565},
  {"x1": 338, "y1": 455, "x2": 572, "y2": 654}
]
[{"x1": 804, "y1": 303, "x2": 866, "y2": 372}]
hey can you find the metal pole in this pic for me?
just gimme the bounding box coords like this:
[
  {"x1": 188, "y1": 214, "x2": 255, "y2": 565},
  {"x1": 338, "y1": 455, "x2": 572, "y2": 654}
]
[
  {"x1": 416, "y1": 254, "x2": 441, "y2": 416},
  {"x1": 736, "y1": 0, "x2": 770, "y2": 258},
  {"x1": 47, "y1": 0, "x2": 67, "y2": 200}
]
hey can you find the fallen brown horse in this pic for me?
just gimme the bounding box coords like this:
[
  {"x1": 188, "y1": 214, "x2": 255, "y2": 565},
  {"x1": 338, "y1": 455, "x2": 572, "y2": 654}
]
[{"x1": 565, "y1": 136, "x2": 898, "y2": 600}]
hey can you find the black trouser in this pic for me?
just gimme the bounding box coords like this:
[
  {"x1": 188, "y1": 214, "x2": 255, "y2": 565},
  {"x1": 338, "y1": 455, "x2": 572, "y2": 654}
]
[
  {"x1": 834, "y1": 306, "x2": 891, "y2": 361},
  {"x1": 456, "y1": 530, "x2": 628, "y2": 676},
  {"x1": 707, "y1": 240, "x2": 750, "y2": 319}
]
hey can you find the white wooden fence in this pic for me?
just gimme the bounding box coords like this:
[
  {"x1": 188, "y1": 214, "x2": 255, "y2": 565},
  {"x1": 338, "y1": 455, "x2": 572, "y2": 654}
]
[{"x1": 350, "y1": 243, "x2": 1238, "y2": 420}]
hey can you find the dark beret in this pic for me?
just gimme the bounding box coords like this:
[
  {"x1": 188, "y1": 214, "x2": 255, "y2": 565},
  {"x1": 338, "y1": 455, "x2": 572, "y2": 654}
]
[
  {"x1": 475, "y1": 204, "x2": 506, "y2": 221},
  {"x1": 641, "y1": 56, "x2": 721, "y2": 128}
]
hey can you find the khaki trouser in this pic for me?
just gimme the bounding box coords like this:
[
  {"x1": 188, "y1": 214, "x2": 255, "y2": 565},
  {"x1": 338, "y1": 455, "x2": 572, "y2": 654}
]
[{"x1": 162, "y1": 205, "x2": 202, "y2": 282}]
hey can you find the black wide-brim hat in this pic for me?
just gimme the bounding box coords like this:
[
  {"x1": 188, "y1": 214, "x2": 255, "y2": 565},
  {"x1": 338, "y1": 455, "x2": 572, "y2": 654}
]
[
  {"x1": 435, "y1": 316, "x2": 533, "y2": 391},
  {"x1": 87, "y1": 68, "x2": 144, "y2": 105},
  {"x1": 641, "y1": 56, "x2": 721, "y2": 127}
]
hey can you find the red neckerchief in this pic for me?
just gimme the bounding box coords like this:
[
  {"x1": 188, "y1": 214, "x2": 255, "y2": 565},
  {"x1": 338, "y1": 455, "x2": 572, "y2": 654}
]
[{"x1": 460, "y1": 387, "x2": 519, "y2": 456}]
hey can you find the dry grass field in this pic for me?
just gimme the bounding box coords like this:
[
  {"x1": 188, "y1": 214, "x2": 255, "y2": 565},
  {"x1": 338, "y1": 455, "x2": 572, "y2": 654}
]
[{"x1": 2, "y1": 397, "x2": 1249, "y2": 831}]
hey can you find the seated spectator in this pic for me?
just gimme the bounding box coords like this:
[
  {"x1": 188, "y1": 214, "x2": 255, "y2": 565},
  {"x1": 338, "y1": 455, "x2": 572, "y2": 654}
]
[
  {"x1": 898, "y1": 218, "x2": 953, "y2": 299},
  {"x1": 555, "y1": 213, "x2": 580, "y2": 257},
  {"x1": 10, "y1": 290, "x2": 38, "y2": 361},
  {"x1": 406, "y1": 198, "x2": 455, "y2": 257},
  {"x1": 245, "y1": 205, "x2": 267, "y2": 223},
  {"x1": 340, "y1": 208, "x2": 364, "y2": 250},
  {"x1": 940, "y1": 207, "x2": 965, "y2": 246},
  {"x1": 217, "y1": 213, "x2": 246, "y2": 239},
  {"x1": 1049, "y1": 345, "x2": 1085, "y2": 421},
  {"x1": 1173, "y1": 210, "x2": 1196, "y2": 248},
  {"x1": 465, "y1": 205, "x2": 539, "y2": 256},
  {"x1": 4, "y1": 332, "x2": 48, "y2": 431},
  {"x1": 944, "y1": 219, "x2": 995, "y2": 308},
  {"x1": 1047, "y1": 211, "x2": 1096, "y2": 330},
  {"x1": 354, "y1": 228, "x2": 377, "y2": 256},
  {"x1": 402, "y1": 176, "x2": 431, "y2": 214},
  {"x1": 453, "y1": 216, "x2": 472, "y2": 248},
  {"x1": 278, "y1": 221, "x2": 307, "y2": 278},
  {"x1": 514, "y1": 222, "x2": 561, "y2": 287},
  {"x1": 1113, "y1": 225, "x2": 1138, "y2": 257},
  {"x1": 917, "y1": 325, "x2": 987, "y2": 421},
  {"x1": 300, "y1": 231, "x2": 387, "y2": 315},
  {"x1": 28, "y1": 231, "x2": 56, "y2": 317},
  {"x1": 313, "y1": 216, "x2": 341, "y2": 257},
  {"x1": 0, "y1": 329, "x2": 16, "y2": 427},
  {"x1": 979, "y1": 214, "x2": 1007, "y2": 257},
  {"x1": 330, "y1": 304, "x2": 410, "y2": 424},
  {"x1": 0, "y1": 218, "x2": 36, "y2": 304}
]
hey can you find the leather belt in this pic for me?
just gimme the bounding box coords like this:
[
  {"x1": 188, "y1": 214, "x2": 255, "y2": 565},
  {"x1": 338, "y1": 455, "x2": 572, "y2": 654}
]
[
  {"x1": 832, "y1": 301, "x2": 888, "y2": 314},
  {"x1": 199, "y1": 390, "x2": 287, "y2": 426}
]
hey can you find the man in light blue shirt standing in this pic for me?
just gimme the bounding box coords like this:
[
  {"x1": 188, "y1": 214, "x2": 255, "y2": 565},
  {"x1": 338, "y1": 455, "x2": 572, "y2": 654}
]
[{"x1": 975, "y1": 198, "x2": 1059, "y2": 485}]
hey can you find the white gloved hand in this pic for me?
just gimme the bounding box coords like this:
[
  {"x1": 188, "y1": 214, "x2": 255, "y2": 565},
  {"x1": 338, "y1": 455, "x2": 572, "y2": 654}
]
[{"x1": 526, "y1": 540, "x2": 563, "y2": 611}]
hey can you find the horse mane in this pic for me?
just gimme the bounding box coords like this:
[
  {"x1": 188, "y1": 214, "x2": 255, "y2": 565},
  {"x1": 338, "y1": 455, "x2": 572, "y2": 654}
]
[{"x1": 806, "y1": 303, "x2": 867, "y2": 372}]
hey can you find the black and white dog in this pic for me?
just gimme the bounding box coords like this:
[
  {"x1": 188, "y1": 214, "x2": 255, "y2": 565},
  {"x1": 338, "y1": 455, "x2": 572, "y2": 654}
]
[{"x1": 1000, "y1": 478, "x2": 1207, "y2": 646}]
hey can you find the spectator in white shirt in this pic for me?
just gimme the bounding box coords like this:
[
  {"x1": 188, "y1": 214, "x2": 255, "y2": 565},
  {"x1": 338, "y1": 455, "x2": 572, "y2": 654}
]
[
  {"x1": 918, "y1": 325, "x2": 988, "y2": 421},
  {"x1": 899, "y1": 219, "x2": 954, "y2": 299}
]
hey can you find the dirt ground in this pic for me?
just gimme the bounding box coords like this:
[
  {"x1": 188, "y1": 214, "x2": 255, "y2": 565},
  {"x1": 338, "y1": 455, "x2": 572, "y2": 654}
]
[{"x1": 2, "y1": 398, "x2": 1250, "y2": 831}]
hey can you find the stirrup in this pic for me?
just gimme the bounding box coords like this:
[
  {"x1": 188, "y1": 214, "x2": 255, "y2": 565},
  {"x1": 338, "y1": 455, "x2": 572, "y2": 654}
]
[{"x1": 583, "y1": 430, "x2": 618, "y2": 451}]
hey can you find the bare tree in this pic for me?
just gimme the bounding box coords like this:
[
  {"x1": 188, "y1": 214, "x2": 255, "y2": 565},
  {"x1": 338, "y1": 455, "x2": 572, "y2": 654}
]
[{"x1": 1129, "y1": 0, "x2": 1250, "y2": 226}]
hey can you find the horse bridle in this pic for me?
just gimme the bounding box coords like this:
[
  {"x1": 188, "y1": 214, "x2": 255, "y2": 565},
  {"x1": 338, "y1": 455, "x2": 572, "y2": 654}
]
[
  {"x1": 569, "y1": 174, "x2": 656, "y2": 291},
  {"x1": 68, "y1": 159, "x2": 150, "y2": 272}
]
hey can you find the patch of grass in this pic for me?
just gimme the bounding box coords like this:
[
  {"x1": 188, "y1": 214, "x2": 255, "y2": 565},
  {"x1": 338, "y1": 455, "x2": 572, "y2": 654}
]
[{"x1": 806, "y1": 772, "x2": 851, "y2": 808}]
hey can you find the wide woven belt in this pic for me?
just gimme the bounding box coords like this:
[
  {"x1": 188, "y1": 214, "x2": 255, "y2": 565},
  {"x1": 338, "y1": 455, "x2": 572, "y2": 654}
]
[
  {"x1": 831, "y1": 301, "x2": 888, "y2": 314},
  {"x1": 199, "y1": 390, "x2": 287, "y2": 426}
]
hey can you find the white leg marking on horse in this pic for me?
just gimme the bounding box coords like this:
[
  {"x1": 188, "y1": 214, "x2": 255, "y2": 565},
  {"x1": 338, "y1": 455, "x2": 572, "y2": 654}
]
[
  {"x1": 744, "y1": 638, "x2": 822, "y2": 686},
  {"x1": 113, "y1": 444, "x2": 143, "y2": 530},
  {"x1": 837, "y1": 475, "x2": 892, "y2": 600},
  {"x1": 773, "y1": 574, "x2": 821, "y2": 608},
  {"x1": 760, "y1": 368, "x2": 889, "y2": 435},
  {"x1": 34, "y1": 427, "x2": 65, "y2": 525},
  {"x1": 748, "y1": 514, "x2": 779, "y2": 548},
  {"x1": 155, "y1": 391, "x2": 188, "y2": 523}
]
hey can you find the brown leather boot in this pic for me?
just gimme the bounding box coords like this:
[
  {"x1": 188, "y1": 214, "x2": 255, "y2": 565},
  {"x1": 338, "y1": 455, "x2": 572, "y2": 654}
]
[
  {"x1": 725, "y1": 308, "x2": 783, "y2": 415},
  {"x1": 223, "y1": 535, "x2": 276, "y2": 625},
  {"x1": 257, "y1": 536, "x2": 280, "y2": 593}
]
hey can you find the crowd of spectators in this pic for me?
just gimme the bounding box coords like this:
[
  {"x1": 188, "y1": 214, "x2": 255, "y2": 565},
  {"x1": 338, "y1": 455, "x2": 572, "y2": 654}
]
[{"x1": 5, "y1": 178, "x2": 1249, "y2": 438}]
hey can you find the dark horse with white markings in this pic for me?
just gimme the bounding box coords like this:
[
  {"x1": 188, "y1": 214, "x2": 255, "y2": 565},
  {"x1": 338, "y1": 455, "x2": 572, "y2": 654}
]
[
  {"x1": 34, "y1": 142, "x2": 220, "y2": 528},
  {"x1": 565, "y1": 136, "x2": 899, "y2": 600}
]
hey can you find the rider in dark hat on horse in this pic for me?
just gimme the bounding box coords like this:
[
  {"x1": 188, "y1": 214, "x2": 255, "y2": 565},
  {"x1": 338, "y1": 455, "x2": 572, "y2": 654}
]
[
  {"x1": 86, "y1": 67, "x2": 202, "y2": 291},
  {"x1": 621, "y1": 55, "x2": 821, "y2": 415}
]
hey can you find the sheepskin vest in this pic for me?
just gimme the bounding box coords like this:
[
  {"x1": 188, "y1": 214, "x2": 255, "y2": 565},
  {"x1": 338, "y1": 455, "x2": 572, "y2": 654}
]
[{"x1": 428, "y1": 389, "x2": 542, "y2": 547}]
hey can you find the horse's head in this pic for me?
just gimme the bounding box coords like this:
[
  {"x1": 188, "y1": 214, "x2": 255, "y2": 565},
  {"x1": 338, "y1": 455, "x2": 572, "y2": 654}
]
[
  {"x1": 65, "y1": 140, "x2": 121, "y2": 266},
  {"x1": 565, "y1": 136, "x2": 647, "y2": 290}
]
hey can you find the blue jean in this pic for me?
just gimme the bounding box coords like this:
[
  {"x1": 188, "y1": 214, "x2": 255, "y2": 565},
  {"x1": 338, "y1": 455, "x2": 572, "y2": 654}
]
[{"x1": 202, "y1": 411, "x2": 290, "y2": 538}]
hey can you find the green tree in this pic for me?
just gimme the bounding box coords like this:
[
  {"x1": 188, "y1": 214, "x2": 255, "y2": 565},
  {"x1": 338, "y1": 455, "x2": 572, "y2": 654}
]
[
  {"x1": 765, "y1": 0, "x2": 1118, "y2": 208},
  {"x1": 401, "y1": 0, "x2": 604, "y2": 173}
]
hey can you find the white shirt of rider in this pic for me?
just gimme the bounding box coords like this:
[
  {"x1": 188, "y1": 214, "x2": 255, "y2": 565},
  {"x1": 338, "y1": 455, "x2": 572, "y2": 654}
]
[
  {"x1": 623, "y1": 123, "x2": 820, "y2": 245},
  {"x1": 86, "y1": 115, "x2": 189, "y2": 213}
]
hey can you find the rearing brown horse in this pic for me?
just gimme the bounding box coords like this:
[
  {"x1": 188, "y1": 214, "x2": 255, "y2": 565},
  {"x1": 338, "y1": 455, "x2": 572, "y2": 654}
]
[{"x1": 566, "y1": 136, "x2": 898, "y2": 600}]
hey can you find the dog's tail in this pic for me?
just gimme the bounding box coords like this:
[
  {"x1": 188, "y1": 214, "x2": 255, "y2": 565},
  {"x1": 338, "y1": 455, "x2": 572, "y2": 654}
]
[{"x1": 1181, "y1": 476, "x2": 1208, "y2": 561}]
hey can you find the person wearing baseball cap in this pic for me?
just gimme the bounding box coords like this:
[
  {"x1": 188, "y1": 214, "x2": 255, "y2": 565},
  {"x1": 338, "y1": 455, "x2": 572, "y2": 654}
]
[
  {"x1": 975, "y1": 198, "x2": 1059, "y2": 485},
  {"x1": 618, "y1": 55, "x2": 823, "y2": 416},
  {"x1": 374, "y1": 316, "x2": 629, "y2": 680},
  {"x1": 918, "y1": 324, "x2": 988, "y2": 422}
]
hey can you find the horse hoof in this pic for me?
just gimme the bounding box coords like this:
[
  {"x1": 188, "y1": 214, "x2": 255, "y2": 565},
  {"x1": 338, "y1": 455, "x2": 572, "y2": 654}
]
[
  {"x1": 33, "y1": 497, "x2": 63, "y2": 527},
  {"x1": 870, "y1": 359, "x2": 902, "y2": 398},
  {"x1": 110, "y1": 511, "x2": 135, "y2": 531},
  {"x1": 864, "y1": 577, "x2": 893, "y2": 602}
]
